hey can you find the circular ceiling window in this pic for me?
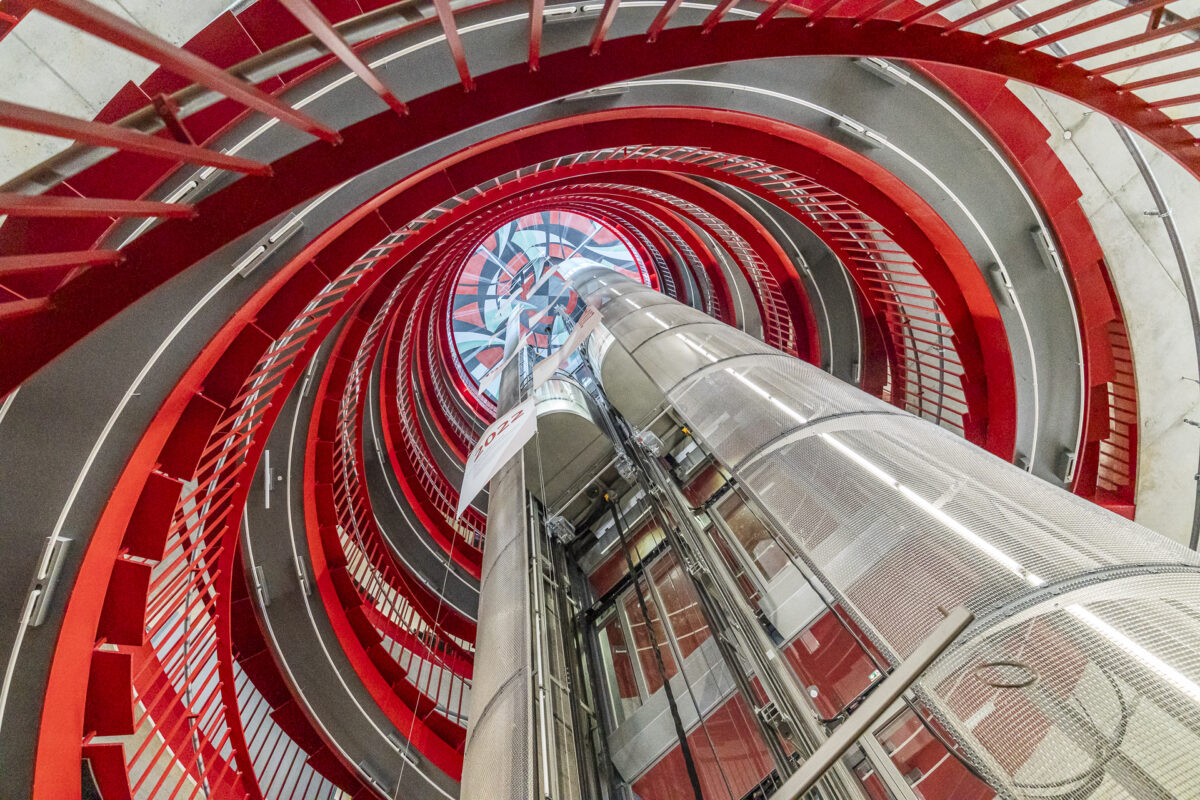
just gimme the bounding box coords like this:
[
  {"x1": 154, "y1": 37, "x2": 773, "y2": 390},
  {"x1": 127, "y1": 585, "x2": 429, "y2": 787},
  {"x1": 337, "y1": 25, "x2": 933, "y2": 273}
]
[{"x1": 451, "y1": 211, "x2": 649, "y2": 399}]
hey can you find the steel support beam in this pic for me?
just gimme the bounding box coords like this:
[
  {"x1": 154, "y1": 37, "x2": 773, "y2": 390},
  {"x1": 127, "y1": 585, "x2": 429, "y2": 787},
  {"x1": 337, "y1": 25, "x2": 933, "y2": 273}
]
[
  {"x1": 0, "y1": 249, "x2": 124, "y2": 276},
  {"x1": 25, "y1": 0, "x2": 340, "y2": 142},
  {"x1": 0, "y1": 193, "x2": 195, "y2": 218},
  {"x1": 589, "y1": 0, "x2": 620, "y2": 53},
  {"x1": 0, "y1": 298, "x2": 52, "y2": 321},
  {"x1": 646, "y1": 0, "x2": 684, "y2": 41},
  {"x1": 529, "y1": 0, "x2": 544, "y2": 69},
  {"x1": 279, "y1": 0, "x2": 407, "y2": 115},
  {"x1": 430, "y1": 0, "x2": 475, "y2": 91},
  {"x1": 0, "y1": 100, "x2": 271, "y2": 175},
  {"x1": 768, "y1": 607, "x2": 975, "y2": 800},
  {"x1": 701, "y1": 0, "x2": 740, "y2": 32},
  {"x1": 756, "y1": 0, "x2": 793, "y2": 28}
]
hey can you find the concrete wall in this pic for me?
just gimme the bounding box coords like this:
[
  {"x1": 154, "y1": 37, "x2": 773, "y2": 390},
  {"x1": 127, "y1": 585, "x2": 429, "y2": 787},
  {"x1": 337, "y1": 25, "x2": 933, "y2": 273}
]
[
  {"x1": 1009, "y1": 82, "x2": 1200, "y2": 546},
  {"x1": 0, "y1": 0, "x2": 233, "y2": 184}
]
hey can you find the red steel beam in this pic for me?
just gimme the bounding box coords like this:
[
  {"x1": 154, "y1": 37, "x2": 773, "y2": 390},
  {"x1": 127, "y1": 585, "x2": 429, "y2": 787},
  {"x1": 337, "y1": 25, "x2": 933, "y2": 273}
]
[
  {"x1": 702, "y1": 0, "x2": 740, "y2": 33},
  {"x1": 0, "y1": 100, "x2": 272, "y2": 175},
  {"x1": 853, "y1": 0, "x2": 905, "y2": 24},
  {"x1": 529, "y1": 0, "x2": 544, "y2": 70},
  {"x1": 756, "y1": 0, "x2": 793, "y2": 28},
  {"x1": 1061, "y1": 16, "x2": 1200, "y2": 63},
  {"x1": 25, "y1": 0, "x2": 341, "y2": 142},
  {"x1": 941, "y1": 0, "x2": 1024, "y2": 34},
  {"x1": 805, "y1": 0, "x2": 851, "y2": 26},
  {"x1": 0, "y1": 249, "x2": 124, "y2": 276},
  {"x1": 279, "y1": 0, "x2": 407, "y2": 115},
  {"x1": 0, "y1": 193, "x2": 195, "y2": 218},
  {"x1": 983, "y1": 0, "x2": 1094, "y2": 42},
  {"x1": 1122, "y1": 66, "x2": 1200, "y2": 93},
  {"x1": 1094, "y1": 39, "x2": 1200, "y2": 75},
  {"x1": 647, "y1": 0, "x2": 684, "y2": 41},
  {"x1": 430, "y1": 0, "x2": 474, "y2": 90},
  {"x1": 0, "y1": 298, "x2": 52, "y2": 321},
  {"x1": 897, "y1": 0, "x2": 960, "y2": 29},
  {"x1": 590, "y1": 0, "x2": 620, "y2": 53},
  {"x1": 1018, "y1": 0, "x2": 1175, "y2": 52},
  {"x1": 151, "y1": 93, "x2": 196, "y2": 144},
  {"x1": 1151, "y1": 92, "x2": 1200, "y2": 109}
]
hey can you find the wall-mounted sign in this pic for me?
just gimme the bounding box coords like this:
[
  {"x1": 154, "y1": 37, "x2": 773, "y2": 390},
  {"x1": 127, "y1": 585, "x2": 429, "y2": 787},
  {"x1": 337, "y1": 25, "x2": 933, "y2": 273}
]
[{"x1": 457, "y1": 397, "x2": 537, "y2": 518}]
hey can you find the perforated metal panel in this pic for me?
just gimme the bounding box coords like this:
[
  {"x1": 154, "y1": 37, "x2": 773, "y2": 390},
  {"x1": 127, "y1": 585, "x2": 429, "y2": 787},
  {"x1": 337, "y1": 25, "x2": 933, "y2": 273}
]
[
  {"x1": 924, "y1": 573, "x2": 1200, "y2": 799},
  {"x1": 632, "y1": 322, "x2": 777, "y2": 394},
  {"x1": 609, "y1": 303, "x2": 712, "y2": 350},
  {"x1": 580, "y1": 274, "x2": 1200, "y2": 800}
]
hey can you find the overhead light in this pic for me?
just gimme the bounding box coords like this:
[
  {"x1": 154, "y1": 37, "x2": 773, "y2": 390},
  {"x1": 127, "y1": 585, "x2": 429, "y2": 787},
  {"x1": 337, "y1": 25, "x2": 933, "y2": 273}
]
[
  {"x1": 1056, "y1": 447, "x2": 1078, "y2": 484},
  {"x1": 833, "y1": 117, "x2": 888, "y2": 149},
  {"x1": 236, "y1": 214, "x2": 305, "y2": 277},
  {"x1": 1068, "y1": 605, "x2": 1200, "y2": 705},
  {"x1": 29, "y1": 537, "x2": 70, "y2": 627},
  {"x1": 985, "y1": 263, "x2": 1018, "y2": 308},
  {"x1": 853, "y1": 57, "x2": 910, "y2": 87},
  {"x1": 1031, "y1": 226, "x2": 1063, "y2": 272},
  {"x1": 544, "y1": 4, "x2": 599, "y2": 23}
]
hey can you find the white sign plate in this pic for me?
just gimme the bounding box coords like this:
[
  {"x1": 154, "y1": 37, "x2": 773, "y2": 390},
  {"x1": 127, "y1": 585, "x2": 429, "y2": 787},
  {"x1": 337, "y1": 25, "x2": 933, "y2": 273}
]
[{"x1": 457, "y1": 397, "x2": 538, "y2": 518}]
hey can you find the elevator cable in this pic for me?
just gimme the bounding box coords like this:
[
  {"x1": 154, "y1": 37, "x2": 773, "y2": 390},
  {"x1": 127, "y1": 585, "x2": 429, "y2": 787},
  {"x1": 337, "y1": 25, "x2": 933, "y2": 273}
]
[{"x1": 607, "y1": 495, "x2": 706, "y2": 800}]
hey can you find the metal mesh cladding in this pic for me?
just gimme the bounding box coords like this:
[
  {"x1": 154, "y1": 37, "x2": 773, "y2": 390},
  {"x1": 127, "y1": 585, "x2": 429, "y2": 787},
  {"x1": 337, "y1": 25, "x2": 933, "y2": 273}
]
[
  {"x1": 631, "y1": 322, "x2": 778, "y2": 394},
  {"x1": 714, "y1": 399, "x2": 1200, "y2": 798},
  {"x1": 583, "y1": 276, "x2": 1200, "y2": 799},
  {"x1": 601, "y1": 292, "x2": 696, "y2": 334},
  {"x1": 668, "y1": 354, "x2": 899, "y2": 467},
  {"x1": 460, "y1": 676, "x2": 531, "y2": 800},
  {"x1": 608, "y1": 302, "x2": 713, "y2": 350},
  {"x1": 923, "y1": 573, "x2": 1200, "y2": 799}
]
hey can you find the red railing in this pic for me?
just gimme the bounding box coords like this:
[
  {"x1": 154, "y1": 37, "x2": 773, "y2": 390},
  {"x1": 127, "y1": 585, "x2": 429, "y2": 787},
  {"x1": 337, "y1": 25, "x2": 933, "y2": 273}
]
[
  {"x1": 77, "y1": 241, "x2": 402, "y2": 800},
  {"x1": 2, "y1": 0, "x2": 1197, "y2": 399},
  {"x1": 329, "y1": 272, "x2": 475, "y2": 698},
  {"x1": 9, "y1": 4, "x2": 1172, "y2": 789}
]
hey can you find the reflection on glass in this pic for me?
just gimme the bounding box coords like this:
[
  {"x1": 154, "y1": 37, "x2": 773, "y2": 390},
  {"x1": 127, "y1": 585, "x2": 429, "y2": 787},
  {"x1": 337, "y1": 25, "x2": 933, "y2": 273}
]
[
  {"x1": 715, "y1": 492, "x2": 789, "y2": 581},
  {"x1": 596, "y1": 610, "x2": 640, "y2": 726},
  {"x1": 782, "y1": 610, "x2": 882, "y2": 720},
  {"x1": 848, "y1": 743, "x2": 894, "y2": 800},
  {"x1": 624, "y1": 582, "x2": 678, "y2": 694},
  {"x1": 875, "y1": 710, "x2": 996, "y2": 800},
  {"x1": 650, "y1": 553, "x2": 712, "y2": 660}
]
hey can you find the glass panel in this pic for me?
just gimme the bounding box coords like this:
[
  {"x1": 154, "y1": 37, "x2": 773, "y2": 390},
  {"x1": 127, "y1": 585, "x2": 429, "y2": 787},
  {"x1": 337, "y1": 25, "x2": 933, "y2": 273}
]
[
  {"x1": 782, "y1": 609, "x2": 883, "y2": 721},
  {"x1": 649, "y1": 552, "x2": 711, "y2": 660},
  {"x1": 847, "y1": 744, "x2": 895, "y2": 800},
  {"x1": 875, "y1": 710, "x2": 996, "y2": 800},
  {"x1": 624, "y1": 583, "x2": 678, "y2": 694},
  {"x1": 587, "y1": 518, "x2": 664, "y2": 597},
  {"x1": 714, "y1": 491, "x2": 789, "y2": 582},
  {"x1": 596, "y1": 610, "x2": 640, "y2": 726},
  {"x1": 680, "y1": 459, "x2": 726, "y2": 507}
]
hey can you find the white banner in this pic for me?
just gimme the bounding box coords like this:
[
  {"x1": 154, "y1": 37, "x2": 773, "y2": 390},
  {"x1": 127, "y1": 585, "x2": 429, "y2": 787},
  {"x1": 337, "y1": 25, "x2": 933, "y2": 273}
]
[
  {"x1": 456, "y1": 397, "x2": 537, "y2": 518},
  {"x1": 531, "y1": 307, "x2": 601, "y2": 390}
]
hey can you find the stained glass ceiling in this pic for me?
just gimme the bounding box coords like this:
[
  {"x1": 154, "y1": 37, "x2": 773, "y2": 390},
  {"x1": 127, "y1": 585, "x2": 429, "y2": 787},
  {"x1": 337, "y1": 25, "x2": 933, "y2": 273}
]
[{"x1": 451, "y1": 211, "x2": 649, "y2": 400}]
